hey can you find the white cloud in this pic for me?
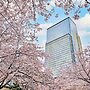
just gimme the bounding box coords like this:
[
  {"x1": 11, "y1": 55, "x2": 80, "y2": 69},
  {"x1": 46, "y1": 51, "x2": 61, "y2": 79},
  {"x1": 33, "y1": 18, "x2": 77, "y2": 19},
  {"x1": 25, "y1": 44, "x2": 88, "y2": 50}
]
[
  {"x1": 50, "y1": 0, "x2": 85, "y2": 6},
  {"x1": 73, "y1": 0, "x2": 85, "y2": 5},
  {"x1": 45, "y1": 0, "x2": 55, "y2": 10},
  {"x1": 72, "y1": 13, "x2": 90, "y2": 48},
  {"x1": 74, "y1": 14, "x2": 90, "y2": 37},
  {"x1": 49, "y1": 0, "x2": 56, "y2": 6},
  {"x1": 37, "y1": 23, "x2": 53, "y2": 37},
  {"x1": 36, "y1": 23, "x2": 53, "y2": 49}
]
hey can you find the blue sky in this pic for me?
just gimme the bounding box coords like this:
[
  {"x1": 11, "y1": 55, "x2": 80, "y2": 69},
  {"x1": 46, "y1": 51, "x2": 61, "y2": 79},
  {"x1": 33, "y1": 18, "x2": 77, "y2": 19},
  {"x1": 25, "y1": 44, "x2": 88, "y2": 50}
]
[{"x1": 36, "y1": 0, "x2": 90, "y2": 49}]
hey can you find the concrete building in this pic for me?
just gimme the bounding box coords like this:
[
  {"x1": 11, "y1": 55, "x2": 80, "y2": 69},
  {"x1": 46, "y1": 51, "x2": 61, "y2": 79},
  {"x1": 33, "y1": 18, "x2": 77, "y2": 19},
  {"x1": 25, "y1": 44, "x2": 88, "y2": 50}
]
[{"x1": 45, "y1": 17, "x2": 82, "y2": 76}]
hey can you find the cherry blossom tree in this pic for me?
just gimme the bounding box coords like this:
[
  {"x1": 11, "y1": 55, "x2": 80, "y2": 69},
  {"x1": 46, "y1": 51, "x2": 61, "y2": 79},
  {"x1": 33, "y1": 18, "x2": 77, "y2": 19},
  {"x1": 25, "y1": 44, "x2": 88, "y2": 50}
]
[
  {"x1": 0, "y1": 0, "x2": 60, "y2": 89},
  {"x1": 54, "y1": 61, "x2": 90, "y2": 90},
  {"x1": 55, "y1": 0, "x2": 90, "y2": 19},
  {"x1": 74, "y1": 46, "x2": 90, "y2": 84},
  {"x1": 0, "y1": 0, "x2": 90, "y2": 90}
]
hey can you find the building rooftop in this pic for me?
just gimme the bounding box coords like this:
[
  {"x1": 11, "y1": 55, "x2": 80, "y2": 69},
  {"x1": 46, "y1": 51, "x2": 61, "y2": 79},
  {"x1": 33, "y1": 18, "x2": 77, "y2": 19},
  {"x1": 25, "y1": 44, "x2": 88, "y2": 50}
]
[{"x1": 47, "y1": 17, "x2": 76, "y2": 30}]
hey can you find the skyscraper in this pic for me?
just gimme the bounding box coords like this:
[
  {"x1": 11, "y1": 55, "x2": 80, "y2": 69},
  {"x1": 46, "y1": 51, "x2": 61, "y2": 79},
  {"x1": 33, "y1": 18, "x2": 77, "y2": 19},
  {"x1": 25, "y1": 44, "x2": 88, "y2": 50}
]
[{"x1": 45, "y1": 17, "x2": 82, "y2": 76}]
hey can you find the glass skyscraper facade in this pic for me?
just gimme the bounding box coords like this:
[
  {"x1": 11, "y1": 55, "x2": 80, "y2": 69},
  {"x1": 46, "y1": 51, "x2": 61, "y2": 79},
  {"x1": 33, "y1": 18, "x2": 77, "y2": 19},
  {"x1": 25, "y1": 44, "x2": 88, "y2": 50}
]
[{"x1": 45, "y1": 17, "x2": 82, "y2": 76}]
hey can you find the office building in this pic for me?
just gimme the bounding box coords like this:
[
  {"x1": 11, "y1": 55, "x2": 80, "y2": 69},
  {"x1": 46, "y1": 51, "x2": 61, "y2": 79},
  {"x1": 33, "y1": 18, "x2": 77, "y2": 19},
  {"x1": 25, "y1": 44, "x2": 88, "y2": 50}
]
[{"x1": 45, "y1": 17, "x2": 82, "y2": 76}]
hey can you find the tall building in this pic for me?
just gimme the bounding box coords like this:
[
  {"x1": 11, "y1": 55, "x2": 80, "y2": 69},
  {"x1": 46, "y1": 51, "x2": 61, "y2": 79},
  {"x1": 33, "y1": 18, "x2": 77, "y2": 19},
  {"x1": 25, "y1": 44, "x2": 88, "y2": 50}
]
[{"x1": 45, "y1": 17, "x2": 82, "y2": 76}]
